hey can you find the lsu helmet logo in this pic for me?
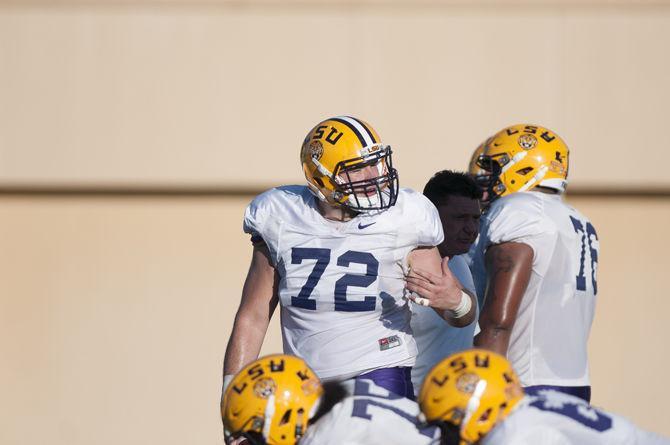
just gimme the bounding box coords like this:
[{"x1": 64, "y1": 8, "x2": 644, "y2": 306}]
[
  {"x1": 309, "y1": 140, "x2": 324, "y2": 160},
  {"x1": 456, "y1": 372, "x2": 481, "y2": 394},
  {"x1": 517, "y1": 133, "x2": 538, "y2": 150},
  {"x1": 253, "y1": 378, "x2": 277, "y2": 399}
]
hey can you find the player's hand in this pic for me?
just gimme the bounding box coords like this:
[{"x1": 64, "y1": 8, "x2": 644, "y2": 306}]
[{"x1": 405, "y1": 256, "x2": 463, "y2": 311}]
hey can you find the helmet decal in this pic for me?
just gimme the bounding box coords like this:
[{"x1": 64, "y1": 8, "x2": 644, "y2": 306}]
[
  {"x1": 309, "y1": 140, "x2": 324, "y2": 161},
  {"x1": 517, "y1": 133, "x2": 538, "y2": 150},
  {"x1": 253, "y1": 378, "x2": 277, "y2": 399}
]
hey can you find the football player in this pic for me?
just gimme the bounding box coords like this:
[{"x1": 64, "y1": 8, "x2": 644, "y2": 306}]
[
  {"x1": 409, "y1": 170, "x2": 483, "y2": 395},
  {"x1": 419, "y1": 349, "x2": 669, "y2": 445},
  {"x1": 223, "y1": 116, "x2": 476, "y2": 404},
  {"x1": 222, "y1": 354, "x2": 441, "y2": 445},
  {"x1": 469, "y1": 124, "x2": 598, "y2": 401}
]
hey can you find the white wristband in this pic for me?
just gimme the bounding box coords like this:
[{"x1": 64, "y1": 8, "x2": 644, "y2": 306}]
[{"x1": 447, "y1": 290, "x2": 472, "y2": 319}]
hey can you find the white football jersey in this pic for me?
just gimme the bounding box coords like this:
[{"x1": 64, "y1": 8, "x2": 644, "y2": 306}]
[
  {"x1": 471, "y1": 192, "x2": 599, "y2": 387},
  {"x1": 410, "y1": 254, "x2": 477, "y2": 395},
  {"x1": 300, "y1": 379, "x2": 440, "y2": 445},
  {"x1": 484, "y1": 391, "x2": 669, "y2": 445},
  {"x1": 244, "y1": 186, "x2": 444, "y2": 380}
]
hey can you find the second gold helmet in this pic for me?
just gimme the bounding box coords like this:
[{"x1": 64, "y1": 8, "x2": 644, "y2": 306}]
[
  {"x1": 478, "y1": 124, "x2": 569, "y2": 200},
  {"x1": 222, "y1": 354, "x2": 323, "y2": 445},
  {"x1": 419, "y1": 349, "x2": 524, "y2": 444}
]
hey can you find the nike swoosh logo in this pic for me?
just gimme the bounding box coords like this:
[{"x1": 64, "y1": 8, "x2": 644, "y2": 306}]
[{"x1": 358, "y1": 222, "x2": 376, "y2": 229}]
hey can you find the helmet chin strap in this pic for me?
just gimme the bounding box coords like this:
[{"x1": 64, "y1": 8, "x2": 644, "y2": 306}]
[{"x1": 306, "y1": 182, "x2": 327, "y2": 202}]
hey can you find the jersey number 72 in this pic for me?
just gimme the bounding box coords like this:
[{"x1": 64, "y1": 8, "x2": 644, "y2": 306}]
[{"x1": 289, "y1": 247, "x2": 378, "y2": 312}]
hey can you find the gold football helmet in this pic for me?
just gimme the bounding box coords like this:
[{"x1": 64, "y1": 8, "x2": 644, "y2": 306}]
[
  {"x1": 419, "y1": 349, "x2": 524, "y2": 444},
  {"x1": 301, "y1": 116, "x2": 399, "y2": 212},
  {"x1": 221, "y1": 355, "x2": 323, "y2": 445},
  {"x1": 477, "y1": 124, "x2": 569, "y2": 200}
]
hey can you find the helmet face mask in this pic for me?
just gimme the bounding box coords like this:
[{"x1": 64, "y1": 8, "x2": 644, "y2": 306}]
[
  {"x1": 302, "y1": 117, "x2": 399, "y2": 213},
  {"x1": 332, "y1": 145, "x2": 399, "y2": 212},
  {"x1": 476, "y1": 154, "x2": 506, "y2": 198},
  {"x1": 468, "y1": 139, "x2": 495, "y2": 208}
]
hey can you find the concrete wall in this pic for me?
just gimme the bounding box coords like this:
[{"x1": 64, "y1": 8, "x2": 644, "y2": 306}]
[{"x1": 1, "y1": 1, "x2": 669, "y2": 444}]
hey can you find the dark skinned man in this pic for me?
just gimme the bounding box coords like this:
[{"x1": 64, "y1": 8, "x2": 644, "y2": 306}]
[{"x1": 469, "y1": 124, "x2": 598, "y2": 403}]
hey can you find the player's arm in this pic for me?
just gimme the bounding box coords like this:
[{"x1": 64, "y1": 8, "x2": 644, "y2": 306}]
[
  {"x1": 405, "y1": 246, "x2": 476, "y2": 327},
  {"x1": 474, "y1": 242, "x2": 532, "y2": 355},
  {"x1": 222, "y1": 242, "x2": 279, "y2": 398}
]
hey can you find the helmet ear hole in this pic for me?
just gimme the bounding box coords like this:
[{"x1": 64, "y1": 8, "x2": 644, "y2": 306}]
[
  {"x1": 478, "y1": 408, "x2": 492, "y2": 423},
  {"x1": 279, "y1": 410, "x2": 292, "y2": 426}
]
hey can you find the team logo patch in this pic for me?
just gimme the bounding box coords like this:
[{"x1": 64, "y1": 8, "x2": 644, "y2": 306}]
[
  {"x1": 309, "y1": 140, "x2": 324, "y2": 160},
  {"x1": 253, "y1": 378, "x2": 277, "y2": 399},
  {"x1": 378, "y1": 335, "x2": 402, "y2": 351},
  {"x1": 518, "y1": 134, "x2": 538, "y2": 150},
  {"x1": 455, "y1": 372, "x2": 480, "y2": 394}
]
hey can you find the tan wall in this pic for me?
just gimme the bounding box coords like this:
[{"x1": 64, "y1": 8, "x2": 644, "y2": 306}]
[
  {"x1": 0, "y1": 196, "x2": 281, "y2": 445},
  {"x1": 1, "y1": 1, "x2": 670, "y2": 190},
  {"x1": 1, "y1": 1, "x2": 670, "y2": 444}
]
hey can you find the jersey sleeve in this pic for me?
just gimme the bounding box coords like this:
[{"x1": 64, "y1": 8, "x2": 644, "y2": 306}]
[
  {"x1": 242, "y1": 194, "x2": 267, "y2": 245},
  {"x1": 404, "y1": 189, "x2": 444, "y2": 247},
  {"x1": 483, "y1": 193, "x2": 555, "y2": 259}
]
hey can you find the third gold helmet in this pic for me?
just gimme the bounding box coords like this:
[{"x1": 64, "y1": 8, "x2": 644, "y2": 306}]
[
  {"x1": 419, "y1": 349, "x2": 524, "y2": 444},
  {"x1": 477, "y1": 124, "x2": 569, "y2": 200},
  {"x1": 221, "y1": 354, "x2": 322, "y2": 445}
]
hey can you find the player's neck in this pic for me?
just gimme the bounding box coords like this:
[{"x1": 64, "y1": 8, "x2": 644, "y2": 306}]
[{"x1": 317, "y1": 200, "x2": 359, "y2": 222}]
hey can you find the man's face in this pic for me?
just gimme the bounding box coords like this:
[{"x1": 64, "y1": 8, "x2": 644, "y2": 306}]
[
  {"x1": 436, "y1": 195, "x2": 481, "y2": 257},
  {"x1": 338, "y1": 160, "x2": 389, "y2": 198}
]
